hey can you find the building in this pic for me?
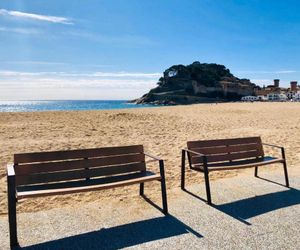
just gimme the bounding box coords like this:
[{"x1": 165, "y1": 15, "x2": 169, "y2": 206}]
[
  {"x1": 257, "y1": 95, "x2": 268, "y2": 101},
  {"x1": 254, "y1": 79, "x2": 284, "y2": 96},
  {"x1": 267, "y1": 93, "x2": 288, "y2": 101},
  {"x1": 293, "y1": 92, "x2": 300, "y2": 101},
  {"x1": 255, "y1": 79, "x2": 299, "y2": 100},
  {"x1": 291, "y1": 81, "x2": 298, "y2": 91},
  {"x1": 241, "y1": 96, "x2": 258, "y2": 102}
]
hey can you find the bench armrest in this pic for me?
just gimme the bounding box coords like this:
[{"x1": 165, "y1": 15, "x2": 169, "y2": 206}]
[
  {"x1": 7, "y1": 163, "x2": 15, "y2": 177},
  {"x1": 182, "y1": 148, "x2": 206, "y2": 157},
  {"x1": 262, "y1": 143, "x2": 286, "y2": 160},
  {"x1": 144, "y1": 152, "x2": 162, "y2": 162},
  {"x1": 144, "y1": 152, "x2": 165, "y2": 179},
  {"x1": 262, "y1": 143, "x2": 284, "y2": 149},
  {"x1": 182, "y1": 148, "x2": 209, "y2": 172},
  {"x1": 7, "y1": 163, "x2": 16, "y2": 196}
]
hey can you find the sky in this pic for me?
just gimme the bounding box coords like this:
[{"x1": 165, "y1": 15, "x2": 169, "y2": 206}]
[{"x1": 1, "y1": 0, "x2": 300, "y2": 100}]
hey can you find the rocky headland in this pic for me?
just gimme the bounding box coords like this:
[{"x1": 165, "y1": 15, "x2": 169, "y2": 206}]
[{"x1": 133, "y1": 61, "x2": 258, "y2": 105}]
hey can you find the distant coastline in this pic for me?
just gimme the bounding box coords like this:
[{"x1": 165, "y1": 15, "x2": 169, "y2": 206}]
[{"x1": 0, "y1": 100, "x2": 157, "y2": 112}]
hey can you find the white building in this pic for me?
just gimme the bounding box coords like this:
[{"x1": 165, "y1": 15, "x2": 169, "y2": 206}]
[
  {"x1": 241, "y1": 96, "x2": 259, "y2": 102},
  {"x1": 293, "y1": 92, "x2": 300, "y2": 101},
  {"x1": 257, "y1": 95, "x2": 268, "y2": 101},
  {"x1": 267, "y1": 93, "x2": 288, "y2": 101},
  {"x1": 286, "y1": 92, "x2": 295, "y2": 100}
]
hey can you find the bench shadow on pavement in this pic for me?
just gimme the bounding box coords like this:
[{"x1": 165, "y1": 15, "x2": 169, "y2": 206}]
[
  {"x1": 215, "y1": 187, "x2": 300, "y2": 225},
  {"x1": 184, "y1": 185, "x2": 300, "y2": 225},
  {"x1": 19, "y1": 215, "x2": 202, "y2": 250},
  {"x1": 18, "y1": 196, "x2": 202, "y2": 250}
]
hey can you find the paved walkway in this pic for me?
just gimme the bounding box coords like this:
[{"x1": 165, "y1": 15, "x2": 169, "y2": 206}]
[{"x1": 1, "y1": 167, "x2": 299, "y2": 249}]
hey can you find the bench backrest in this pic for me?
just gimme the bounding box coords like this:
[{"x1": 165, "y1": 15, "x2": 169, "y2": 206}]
[
  {"x1": 14, "y1": 145, "x2": 145, "y2": 186},
  {"x1": 187, "y1": 137, "x2": 264, "y2": 166}
]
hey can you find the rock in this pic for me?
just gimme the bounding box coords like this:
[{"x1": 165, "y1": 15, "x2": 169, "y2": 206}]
[{"x1": 132, "y1": 61, "x2": 258, "y2": 105}]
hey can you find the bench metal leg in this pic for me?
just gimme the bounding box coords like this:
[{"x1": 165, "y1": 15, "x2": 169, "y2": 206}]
[
  {"x1": 283, "y1": 160, "x2": 289, "y2": 187},
  {"x1": 160, "y1": 179, "x2": 168, "y2": 214},
  {"x1": 139, "y1": 183, "x2": 144, "y2": 196},
  {"x1": 181, "y1": 150, "x2": 185, "y2": 190},
  {"x1": 203, "y1": 169, "x2": 212, "y2": 205},
  {"x1": 281, "y1": 148, "x2": 289, "y2": 187},
  {"x1": 8, "y1": 178, "x2": 18, "y2": 248},
  {"x1": 254, "y1": 167, "x2": 258, "y2": 177},
  {"x1": 159, "y1": 160, "x2": 168, "y2": 214}
]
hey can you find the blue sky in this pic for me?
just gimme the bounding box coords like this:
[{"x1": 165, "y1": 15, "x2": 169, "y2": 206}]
[{"x1": 1, "y1": 0, "x2": 300, "y2": 100}]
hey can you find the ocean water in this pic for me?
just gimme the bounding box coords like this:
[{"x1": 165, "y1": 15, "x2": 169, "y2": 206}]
[{"x1": 0, "y1": 100, "x2": 155, "y2": 112}]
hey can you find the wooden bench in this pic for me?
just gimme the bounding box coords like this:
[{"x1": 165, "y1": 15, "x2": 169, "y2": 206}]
[
  {"x1": 7, "y1": 145, "x2": 168, "y2": 248},
  {"x1": 181, "y1": 137, "x2": 289, "y2": 205}
]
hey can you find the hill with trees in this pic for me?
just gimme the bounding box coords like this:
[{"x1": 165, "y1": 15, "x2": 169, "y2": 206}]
[{"x1": 133, "y1": 61, "x2": 258, "y2": 105}]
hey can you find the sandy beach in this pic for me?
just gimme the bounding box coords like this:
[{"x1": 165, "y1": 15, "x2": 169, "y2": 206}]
[{"x1": 1, "y1": 102, "x2": 300, "y2": 216}]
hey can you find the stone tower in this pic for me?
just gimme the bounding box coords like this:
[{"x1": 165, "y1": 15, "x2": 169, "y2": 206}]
[{"x1": 290, "y1": 81, "x2": 298, "y2": 92}]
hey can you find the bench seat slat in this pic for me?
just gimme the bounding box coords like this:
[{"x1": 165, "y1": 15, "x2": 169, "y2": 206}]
[
  {"x1": 16, "y1": 162, "x2": 146, "y2": 185},
  {"x1": 187, "y1": 137, "x2": 261, "y2": 148},
  {"x1": 16, "y1": 171, "x2": 161, "y2": 199},
  {"x1": 190, "y1": 143, "x2": 262, "y2": 155},
  {"x1": 14, "y1": 145, "x2": 144, "y2": 164},
  {"x1": 15, "y1": 153, "x2": 145, "y2": 175},
  {"x1": 192, "y1": 156, "x2": 283, "y2": 172},
  {"x1": 188, "y1": 137, "x2": 264, "y2": 165},
  {"x1": 192, "y1": 150, "x2": 263, "y2": 164}
]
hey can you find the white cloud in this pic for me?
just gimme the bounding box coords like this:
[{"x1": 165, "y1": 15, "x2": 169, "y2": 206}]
[
  {"x1": 1, "y1": 61, "x2": 68, "y2": 66},
  {"x1": 0, "y1": 9, "x2": 73, "y2": 25},
  {"x1": 67, "y1": 31, "x2": 158, "y2": 46},
  {"x1": 236, "y1": 70, "x2": 297, "y2": 74},
  {"x1": 251, "y1": 79, "x2": 290, "y2": 87},
  {"x1": 0, "y1": 70, "x2": 161, "y2": 78},
  {"x1": 0, "y1": 61, "x2": 115, "y2": 69},
  {"x1": 0, "y1": 26, "x2": 40, "y2": 34},
  {"x1": 1, "y1": 78, "x2": 156, "y2": 89},
  {"x1": 274, "y1": 70, "x2": 297, "y2": 74},
  {"x1": 0, "y1": 70, "x2": 160, "y2": 99},
  {"x1": 250, "y1": 79, "x2": 272, "y2": 86},
  {"x1": 0, "y1": 71, "x2": 46, "y2": 76},
  {"x1": 91, "y1": 72, "x2": 161, "y2": 78}
]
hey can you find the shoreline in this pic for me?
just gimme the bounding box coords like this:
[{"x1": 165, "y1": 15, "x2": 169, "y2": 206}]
[
  {"x1": 0, "y1": 100, "x2": 156, "y2": 113},
  {"x1": 1, "y1": 100, "x2": 299, "y2": 113}
]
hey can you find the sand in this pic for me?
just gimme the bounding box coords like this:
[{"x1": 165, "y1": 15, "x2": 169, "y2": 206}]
[{"x1": 0, "y1": 102, "x2": 300, "y2": 215}]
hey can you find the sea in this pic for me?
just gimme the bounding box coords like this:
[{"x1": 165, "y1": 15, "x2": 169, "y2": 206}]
[{"x1": 0, "y1": 100, "x2": 156, "y2": 112}]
